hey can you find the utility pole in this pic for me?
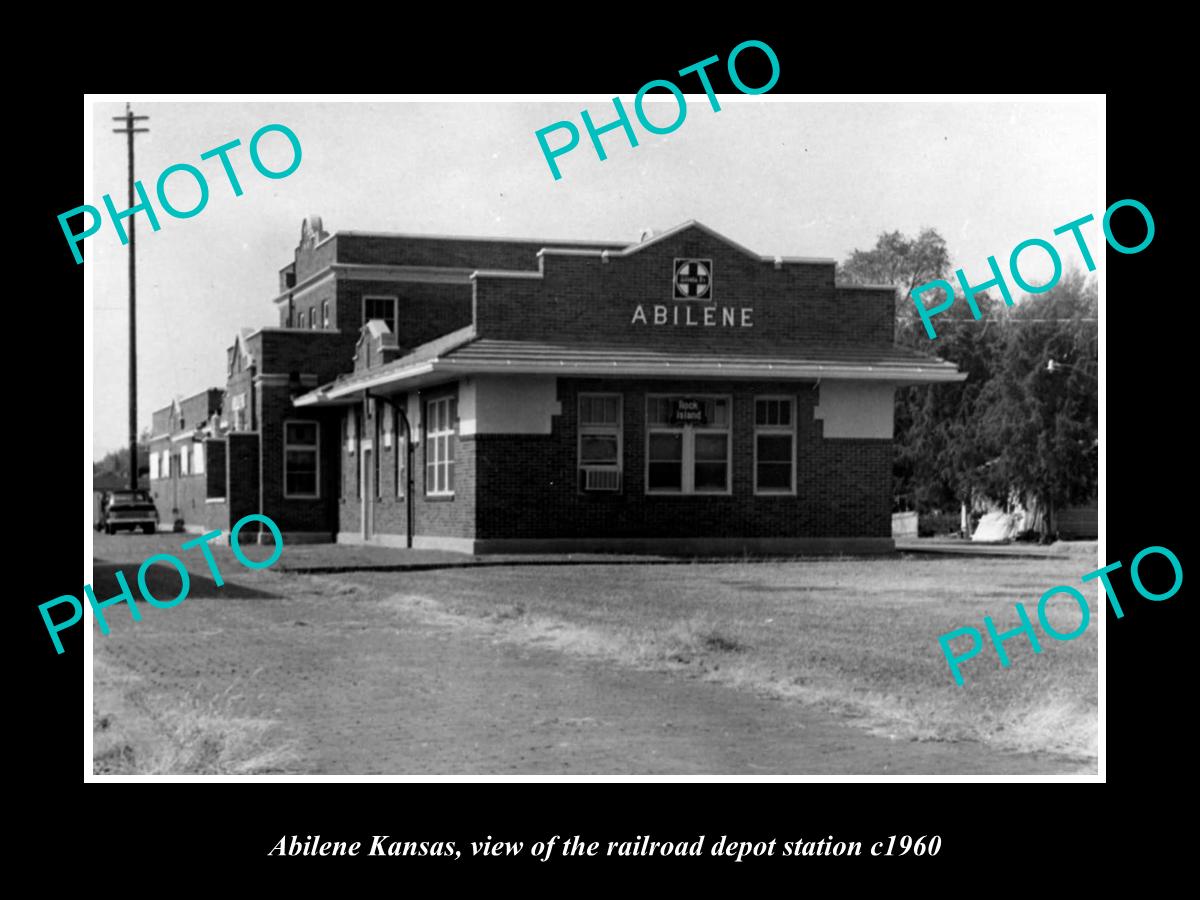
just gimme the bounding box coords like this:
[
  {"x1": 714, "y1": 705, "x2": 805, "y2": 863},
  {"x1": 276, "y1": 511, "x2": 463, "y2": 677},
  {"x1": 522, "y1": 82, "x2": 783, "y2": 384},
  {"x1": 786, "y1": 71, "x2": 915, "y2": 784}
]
[{"x1": 113, "y1": 103, "x2": 149, "y2": 491}]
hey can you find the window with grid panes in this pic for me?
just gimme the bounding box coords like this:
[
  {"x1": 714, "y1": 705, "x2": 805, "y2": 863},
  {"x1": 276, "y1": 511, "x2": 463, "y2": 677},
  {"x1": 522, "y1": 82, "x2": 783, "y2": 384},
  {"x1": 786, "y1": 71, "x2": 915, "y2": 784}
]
[
  {"x1": 284, "y1": 421, "x2": 320, "y2": 498},
  {"x1": 364, "y1": 296, "x2": 398, "y2": 334},
  {"x1": 645, "y1": 396, "x2": 731, "y2": 494},
  {"x1": 578, "y1": 394, "x2": 622, "y2": 491},
  {"x1": 754, "y1": 397, "x2": 795, "y2": 494},
  {"x1": 425, "y1": 396, "x2": 456, "y2": 496}
]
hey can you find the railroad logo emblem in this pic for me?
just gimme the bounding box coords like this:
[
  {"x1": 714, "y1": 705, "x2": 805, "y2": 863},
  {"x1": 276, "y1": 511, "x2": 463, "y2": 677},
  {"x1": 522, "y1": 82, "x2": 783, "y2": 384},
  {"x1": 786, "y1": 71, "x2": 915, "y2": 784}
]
[{"x1": 674, "y1": 259, "x2": 712, "y2": 299}]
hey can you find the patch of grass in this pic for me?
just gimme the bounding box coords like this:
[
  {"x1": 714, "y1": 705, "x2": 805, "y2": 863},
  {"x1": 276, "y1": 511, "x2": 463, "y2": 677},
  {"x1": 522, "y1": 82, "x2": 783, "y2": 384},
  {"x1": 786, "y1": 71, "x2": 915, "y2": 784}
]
[
  {"x1": 350, "y1": 548, "x2": 1098, "y2": 762},
  {"x1": 94, "y1": 662, "x2": 300, "y2": 775},
  {"x1": 139, "y1": 695, "x2": 299, "y2": 774},
  {"x1": 491, "y1": 603, "x2": 526, "y2": 622},
  {"x1": 655, "y1": 616, "x2": 748, "y2": 662}
]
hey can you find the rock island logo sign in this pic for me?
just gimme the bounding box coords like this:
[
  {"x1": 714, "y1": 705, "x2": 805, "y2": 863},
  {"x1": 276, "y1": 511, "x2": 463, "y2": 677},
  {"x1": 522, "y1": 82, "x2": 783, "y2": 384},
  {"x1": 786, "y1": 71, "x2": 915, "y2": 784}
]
[{"x1": 674, "y1": 258, "x2": 712, "y2": 300}]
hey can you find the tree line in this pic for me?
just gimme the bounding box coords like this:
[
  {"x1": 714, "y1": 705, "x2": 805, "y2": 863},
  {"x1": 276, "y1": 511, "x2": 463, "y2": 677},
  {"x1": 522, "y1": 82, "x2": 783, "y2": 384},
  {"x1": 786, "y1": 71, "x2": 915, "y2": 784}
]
[{"x1": 840, "y1": 229, "x2": 1098, "y2": 539}]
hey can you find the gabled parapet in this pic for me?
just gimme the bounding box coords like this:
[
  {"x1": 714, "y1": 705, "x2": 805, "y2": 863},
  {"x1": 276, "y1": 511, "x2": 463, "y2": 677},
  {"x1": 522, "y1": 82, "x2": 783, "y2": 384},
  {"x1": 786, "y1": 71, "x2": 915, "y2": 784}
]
[{"x1": 470, "y1": 220, "x2": 895, "y2": 349}]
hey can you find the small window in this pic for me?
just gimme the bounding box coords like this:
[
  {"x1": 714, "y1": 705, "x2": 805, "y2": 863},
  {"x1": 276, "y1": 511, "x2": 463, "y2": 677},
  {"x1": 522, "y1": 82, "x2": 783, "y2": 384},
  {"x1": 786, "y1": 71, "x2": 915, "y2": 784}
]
[
  {"x1": 578, "y1": 394, "x2": 622, "y2": 492},
  {"x1": 425, "y1": 396, "x2": 456, "y2": 497},
  {"x1": 284, "y1": 420, "x2": 320, "y2": 499},
  {"x1": 322, "y1": 300, "x2": 331, "y2": 329},
  {"x1": 755, "y1": 397, "x2": 796, "y2": 494},
  {"x1": 179, "y1": 445, "x2": 190, "y2": 476},
  {"x1": 364, "y1": 296, "x2": 398, "y2": 334},
  {"x1": 309, "y1": 309, "x2": 318, "y2": 330},
  {"x1": 193, "y1": 442, "x2": 205, "y2": 476},
  {"x1": 298, "y1": 311, "x2": 306, "y2": 329}
]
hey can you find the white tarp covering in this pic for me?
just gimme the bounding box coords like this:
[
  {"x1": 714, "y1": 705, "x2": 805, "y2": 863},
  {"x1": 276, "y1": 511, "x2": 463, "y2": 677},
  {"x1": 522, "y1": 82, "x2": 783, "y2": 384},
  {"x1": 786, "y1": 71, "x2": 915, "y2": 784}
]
[{"x1": 972, "y1": 510, "x2": 1021, "y2": 542}]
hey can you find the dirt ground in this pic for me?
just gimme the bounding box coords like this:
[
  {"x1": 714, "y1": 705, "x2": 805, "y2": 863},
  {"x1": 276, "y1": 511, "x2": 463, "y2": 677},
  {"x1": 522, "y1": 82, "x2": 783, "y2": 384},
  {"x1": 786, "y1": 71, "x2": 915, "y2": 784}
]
[{"x1": 91, "y1": 533, "x2": 1094, "y2": 775}]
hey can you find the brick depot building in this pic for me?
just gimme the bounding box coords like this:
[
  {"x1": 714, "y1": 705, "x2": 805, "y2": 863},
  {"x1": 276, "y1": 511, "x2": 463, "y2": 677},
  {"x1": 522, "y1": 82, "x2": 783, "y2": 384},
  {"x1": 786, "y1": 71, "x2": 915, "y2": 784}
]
[{"x1": 148, "y1": 216, "x2": 963, "y2": 554}]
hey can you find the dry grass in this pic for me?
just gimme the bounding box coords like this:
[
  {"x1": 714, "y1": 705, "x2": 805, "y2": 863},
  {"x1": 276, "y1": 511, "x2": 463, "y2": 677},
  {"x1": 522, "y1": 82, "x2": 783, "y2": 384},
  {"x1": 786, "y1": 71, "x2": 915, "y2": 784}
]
[
  {"x1": 352, "y1": 546, "x2": 1099, "y2": 763},
  {"x1": 94, "y1": 659, "x2": 300, "y2": 775}
]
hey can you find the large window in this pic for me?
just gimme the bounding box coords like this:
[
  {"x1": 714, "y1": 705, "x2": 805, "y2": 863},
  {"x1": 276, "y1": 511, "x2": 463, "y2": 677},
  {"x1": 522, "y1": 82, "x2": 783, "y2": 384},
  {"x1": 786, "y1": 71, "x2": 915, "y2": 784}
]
[
  {"x1": 645, "y1": 396, "x2": 731, "y2": 494},
  {"x1": 193, "y1": 442, "x2": 206, "y2": 476},
  {"x1": 755, "y1": 397, "x2": 796, "y2": 494},
  {"x1": 425, "y1": 396, "x2": 456, "y2": 497},
  {"x1": 364, "y1": 296, "x2": 398, "y2": 334},
  {"x1": 284, "y1": 421, "x2": 320, "y2": 498},
  {"x1": 578, "y1": 394, "x2": 622, "y2": 491}
]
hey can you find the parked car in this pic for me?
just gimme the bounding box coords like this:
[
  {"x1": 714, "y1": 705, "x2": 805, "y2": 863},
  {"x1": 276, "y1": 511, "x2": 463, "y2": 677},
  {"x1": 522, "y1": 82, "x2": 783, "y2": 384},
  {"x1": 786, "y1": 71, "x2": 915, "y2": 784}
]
[{"x1": 98, "y1": 489, "x2": 158, "y2": 535}]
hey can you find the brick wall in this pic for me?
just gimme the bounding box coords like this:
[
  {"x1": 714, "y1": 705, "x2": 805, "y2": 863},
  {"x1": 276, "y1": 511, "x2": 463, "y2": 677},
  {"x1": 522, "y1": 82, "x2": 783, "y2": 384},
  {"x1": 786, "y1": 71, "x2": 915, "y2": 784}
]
[
  {"x1": 284, "y1": 279, "x2": 337, "y2": 330},
  {"x1": 226, "y1": 355, "x2": 256, "y2": 431},
  {"x1": 148, "y1": 439, "x2": 229, "y2": 532},
  {"x1": 346, "y1": 396, "x2": 412, "y2": 537},
  {"x1": 159, "y1": 474, "x2": 227, "y2": 531},
  {"x1": 338, "y1": 405, "x2": 360, "y2": 534},
  {"x1": 473, "y1": 227, "x2": 896, "y2": 350},
  {"x1": 180, "y1": 389, "x2": 223, "y2": 429},
  {"x1": 226, "y1": 432, "x2": 260, "y2": 526},
  {"x1": 258, "y1": 384, "x2": 340, "y2": 536},
  {"x1": 283, "y1": 232, "x2": 625, "y2": 331},
  {"x1": 150, "y1": 389, "x2": 223, "y2": 435},
  {"x1": 255, "y1": 329, "x2": 358, "y2": 383},
  {"x1": 151, "y1": 408, "x2": 173, "y2": 436},
  {"x1": 473, "y1": 378, "x2": 892, "y2": 540},
  {"x1": 334, "y1": 234, "x2": 623, "y2": 271},
  {"x1": 835, "y1": 287, "x2": 897, "y2": 345},
  {"x1": 337, "y1": 280, "x2": 473, "y2": 355},
  {"x1": 336, "y1": 387, "x2": 475, "y2": 541},
  {"x1": 295, "y1": 233, "x2": 337, "y2": 283}
]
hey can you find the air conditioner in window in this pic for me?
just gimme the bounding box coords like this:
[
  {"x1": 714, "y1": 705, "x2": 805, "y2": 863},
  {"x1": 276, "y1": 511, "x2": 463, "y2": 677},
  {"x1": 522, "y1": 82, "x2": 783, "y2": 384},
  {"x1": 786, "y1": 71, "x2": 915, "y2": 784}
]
[{"x1": 583, "y1": 467, "x2": 621, "y2": 492}]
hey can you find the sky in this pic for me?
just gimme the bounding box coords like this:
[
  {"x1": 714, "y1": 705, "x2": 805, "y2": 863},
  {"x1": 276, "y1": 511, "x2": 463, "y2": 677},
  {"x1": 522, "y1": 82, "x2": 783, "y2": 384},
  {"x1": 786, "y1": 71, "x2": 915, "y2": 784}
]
[{"x1": 88, "y1": 98, "x2": 1101, "y2": 459}]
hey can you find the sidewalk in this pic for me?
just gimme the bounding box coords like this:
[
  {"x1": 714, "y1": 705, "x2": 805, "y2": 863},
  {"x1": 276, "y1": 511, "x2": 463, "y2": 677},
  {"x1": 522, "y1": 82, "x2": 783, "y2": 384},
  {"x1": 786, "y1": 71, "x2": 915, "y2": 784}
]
[
  {"x1": 271, "y1": 539, "x2": 1101, "y2": 572},
  {"x1": 895, "y1": 537, "x2": 1096, "y2": 560},
  {"x1": 273, "y1": 543, "x2": 681, "y2": 574}
]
